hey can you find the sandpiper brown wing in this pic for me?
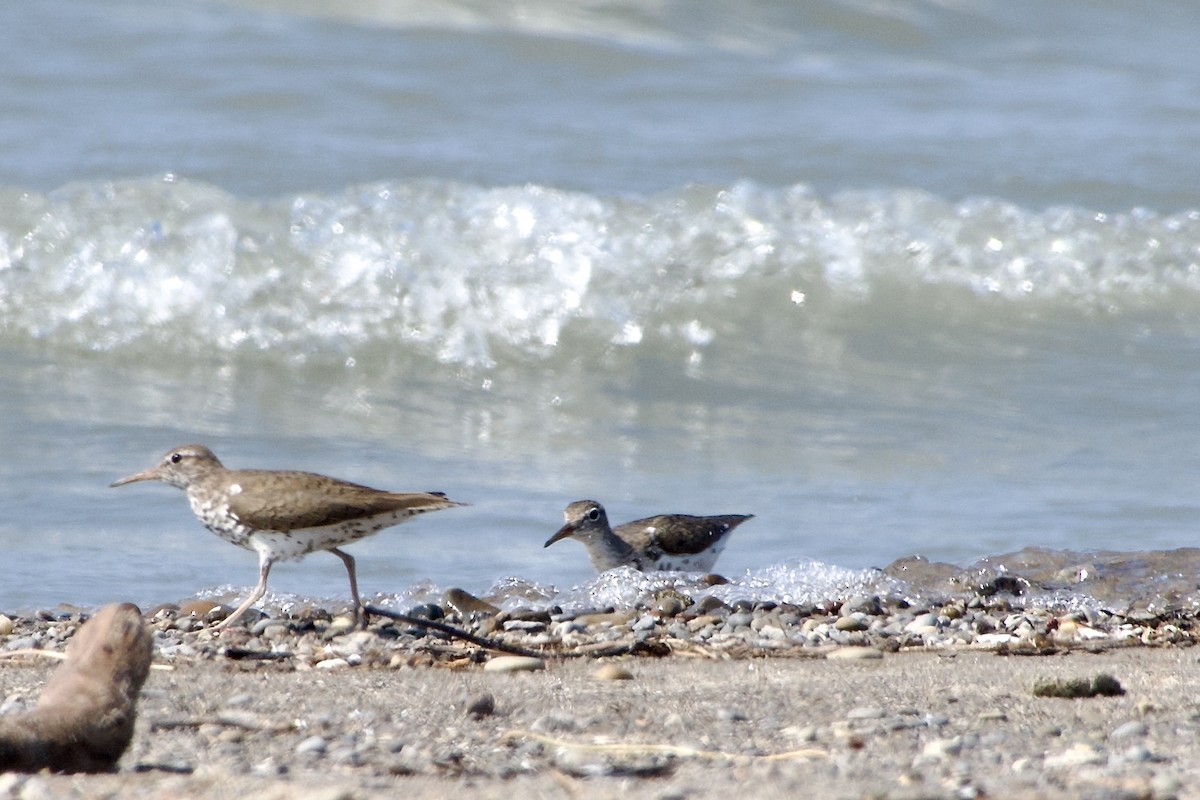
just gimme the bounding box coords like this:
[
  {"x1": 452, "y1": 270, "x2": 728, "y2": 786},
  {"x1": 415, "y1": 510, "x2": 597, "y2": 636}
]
[
  {"x1": 618, "y1": 514, "x2": 754, "y2": 557},
  {"x1": 224, "y1": 469, "x2": 457, "y2": 532}
]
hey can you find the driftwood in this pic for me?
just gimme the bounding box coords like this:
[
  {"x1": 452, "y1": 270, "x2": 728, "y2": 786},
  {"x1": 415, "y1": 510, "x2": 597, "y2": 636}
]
[{"x1": 0, "y1": 603, "x2": 153, "y2": 773}]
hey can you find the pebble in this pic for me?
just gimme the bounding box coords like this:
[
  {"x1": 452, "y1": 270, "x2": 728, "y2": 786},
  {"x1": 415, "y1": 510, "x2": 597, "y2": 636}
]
[
  {"x1": 315, "y1": 657, "x2": 351, "y2": 670},
  {"x1": 1043, "y1": 742, "x2": 1105, "y2": 768},
  {"x1": 1110, "y1": 720, "x2": 1148, "y2": 739},
  {"x1": 834, "y1": 614, "x2": 869, "y2": 632},
  {"x1": 483, "y1": 655, "x2": 545, "y2": 673},
  {"x1": 653, "y1": 596, "x2": 686, "y2": 617},
  {"x1": 847, "y1": 707, "x2": 886, "y2": 720},
  {"x1": 826, "y1": 646, "x2": 883, "y2": 661},
  {"x1": 921, "y1": 736, "x2": 963, "y2": 760},
  {"x1": 0, "y1": 615, "x2": 12, "y2": 637},
  {"x1": 295, "y1": 735, "x2": 327, "y2": 756},
  {"x1": 631, "y1": 614, "x2": 656, "y2": 632},
  {"x1": 592, "y1": 663, "x2": 634, "y2": 681},
  {"x1": 465, "y1": 693, "x2": 496, "y2": 718},
  {"x1": 503, "y1": 619, "x2": 547, "y2": 634}
]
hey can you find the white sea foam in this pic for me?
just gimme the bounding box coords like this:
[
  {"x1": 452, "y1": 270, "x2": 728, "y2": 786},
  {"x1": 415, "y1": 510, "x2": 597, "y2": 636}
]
[{"x1": 3, "y1": 178, "x2": 1199, "y2": 370}]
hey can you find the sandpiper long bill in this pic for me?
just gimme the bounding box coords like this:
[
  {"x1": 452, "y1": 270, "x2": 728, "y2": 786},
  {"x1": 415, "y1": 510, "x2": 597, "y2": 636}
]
[{"x1": 111, "y1": 444, "x2": 466, "y2": 629}]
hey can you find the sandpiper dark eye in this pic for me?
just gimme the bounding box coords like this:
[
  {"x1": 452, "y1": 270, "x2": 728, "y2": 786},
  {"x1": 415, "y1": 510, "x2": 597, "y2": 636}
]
[
  {"x1": 587, "y1": 508, "x2": 600, "y2": 521},
  {"x1": 170, "y1": 453, "x2": 183, "y2": 464}
]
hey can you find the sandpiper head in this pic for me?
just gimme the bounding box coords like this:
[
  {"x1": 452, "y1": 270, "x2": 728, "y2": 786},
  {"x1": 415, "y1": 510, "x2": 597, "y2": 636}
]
[
  {"x1": 111, "y1": 444, "x2": 224, "y2": 490},
  {"x1": 544, "y1": 499, "x2": 610, "y2": 548}
]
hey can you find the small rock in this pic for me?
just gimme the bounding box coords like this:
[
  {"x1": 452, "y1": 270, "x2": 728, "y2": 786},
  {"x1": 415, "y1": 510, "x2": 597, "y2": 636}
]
[
  {"x1": 295, "y1": 735, "x2": 327, "y2": 756},
  {"x1": 315, "y1": 657, "x2": 351, "y2": 670},
  {"x1": 826, "y1": 647, "x2": 883, "y2": 661},
  {"x1": 444, "y1": 588, "x2": 500, "y2": 617},
  {"x1": 503, "y1": 619, "x2": 547, "y2": 634},
  {"x1": 465, "y1": 693, "x2": 496, "y2": 718},
  {"x1": 1043, "y1": 742, "x2": 1104, "y2": 768},
  {"x1": 483, "y1": 655, "x2": 545, "y2": 673},
  {"x1": 1110, "y1": 720, "x2": 1148, "y2": 739},
  {"x1": 725, "y1": 612, "x2": 754, "y2": 629},
  {"x1": 840, "y1": 595, "x2": 882, "y2": 616},
  {"x1": 834, "y1": 615, "x2": 868, "y2": 632},
  {"x1": 631, "y1": 614, "x2": 656, "y2": 632},
  {"x1": 531, "y1": 714, "x2": 578, "y2": 733},
  {"x1": 1033, "y1": 673, "x2": 1124, "y2": 698},
  {"x1": 4, "y1": 637, "x2": 37, "y2": 652},
  {"x1": 758, "y1": 625, "x2": 787, "y2": 640},
  {"x1": 847, "y1": 707, "x2": 886, "y2": 720},
  {"x1": 0, "y1": 615, "x2": 13, "y2": 637},
  {"x1": 406, "y1": 603, "x2": 445, "y2": 620},
  {"x1": 178, "y1": 599, "x2": 224, "y2": 619},
  {"x1": 653, "y1": 596, "x2": 686, "y2": 617},
  {"x1": 593, "y1": 663, "x2": 634, "y2": 681},
  {"x1": 922, "y1": 736, "x2": 963, "y2": 760}
]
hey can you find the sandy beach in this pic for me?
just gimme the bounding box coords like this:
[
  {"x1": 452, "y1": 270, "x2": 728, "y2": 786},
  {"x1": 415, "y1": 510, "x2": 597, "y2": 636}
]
[{"x1": 1, "y1": 604, "x2": 1198, "y2": 800}]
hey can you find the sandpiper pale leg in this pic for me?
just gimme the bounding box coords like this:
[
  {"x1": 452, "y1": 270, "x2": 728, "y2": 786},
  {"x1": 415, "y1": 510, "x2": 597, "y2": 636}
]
[
  {"x1": 330, "y1": 547, "x2": 368, "y2": 628},
  {"x1": 216, "y1": 554, "x2": 275, "y2": 629}
]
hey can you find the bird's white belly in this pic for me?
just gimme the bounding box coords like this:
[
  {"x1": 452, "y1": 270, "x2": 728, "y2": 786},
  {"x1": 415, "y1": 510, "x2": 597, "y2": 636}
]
[
  {"x1": 649, "y1": 540, "x2": 726, "y2": 572},
  {"x1": 248, "y1": 520, "x2": 393, "y2": 562}
]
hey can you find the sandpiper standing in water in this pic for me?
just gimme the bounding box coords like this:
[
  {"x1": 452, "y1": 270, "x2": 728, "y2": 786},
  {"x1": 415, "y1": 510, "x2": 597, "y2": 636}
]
[
  {"x1": 544, "y1": 499, "x2": 751, "y2": 573},
  {"x1": 112, "y1": 444, "x2": 466, "y2": 629}
]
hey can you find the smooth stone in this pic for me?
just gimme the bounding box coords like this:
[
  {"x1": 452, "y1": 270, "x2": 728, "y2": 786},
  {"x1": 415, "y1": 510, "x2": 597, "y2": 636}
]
[
  {"x1": 847, "y1": 707, "x2": 886, "y2": 720},
  {"x1": 592, "y1": 663, "x2": 634, "y2": 681},
  {"x1": 0, "y1": 616, "x2": 13, "y2": 637},
  {"x1": 178, "y1": 600, "x2": 226, "y2": 620},
  {"x1": 483, "y1": 655, "x2": 545, "y2": 673},
  {"x1": 575, "y1": 611, "x2": 635, "y2": 627},
  {"x1": 315, "y1": 657, "x2": 350, "y2": 670},
  {"x1": 826, "y1": 647, "x2": 883, "y2": 661},
  {"x1": 443, "y1": 588, "x2": 500, "y2": 617},
  {"x1": 1043, "y1": 743, "x2": 1104, "y2": 769},
  {"x1": 725, "y1": 612, "x2": 754, "y2": 629},
  {"x1": 465, "y1": 693, "x2": 496, "y2": 718},
  {"x1": 904, "y1": 613, "x2": 940, "y2": 633},
  {"x1": 1110, "y1": 720, "x2": 1149, "y2": 739},
  {"x1": 631, "y1": 614, "x2": 656, "y2": 632},
  {"x1": 834, "y1": 615, "x2": 868, "y2": 632},
  {"x1": 758, "y1": 625, "x2": 787, "y2": 640},
  {"x1": 653, "y1": 596, "x2": 686, "y2": 617},
  {"x1": 295, "y1": 735, "x2": 327, "y2": 756},
  {"x1": 689, "y1": 596, "x2": 729, "y2": 616},
  {"x1": 840, "y1": 595, "x2": 882, "y2": 616},
  {"x1": 922, "y1": 737, "x2": 963, "y2": 760},
  {"x1": 1118, "y1": 745, "x2": 1153, "y2": 763},
  {"x1": 531, "y1": 714, "x2": 578, "y2": 733}
]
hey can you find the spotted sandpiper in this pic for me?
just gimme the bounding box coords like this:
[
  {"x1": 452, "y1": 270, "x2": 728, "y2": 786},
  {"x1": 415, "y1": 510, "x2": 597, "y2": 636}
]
[
  {"x1": 111, "y1": 444, "x2": 467, "y2": 629},
  {"x1": 544, "y1": 499, "x2": 752, "y2": 573}
]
